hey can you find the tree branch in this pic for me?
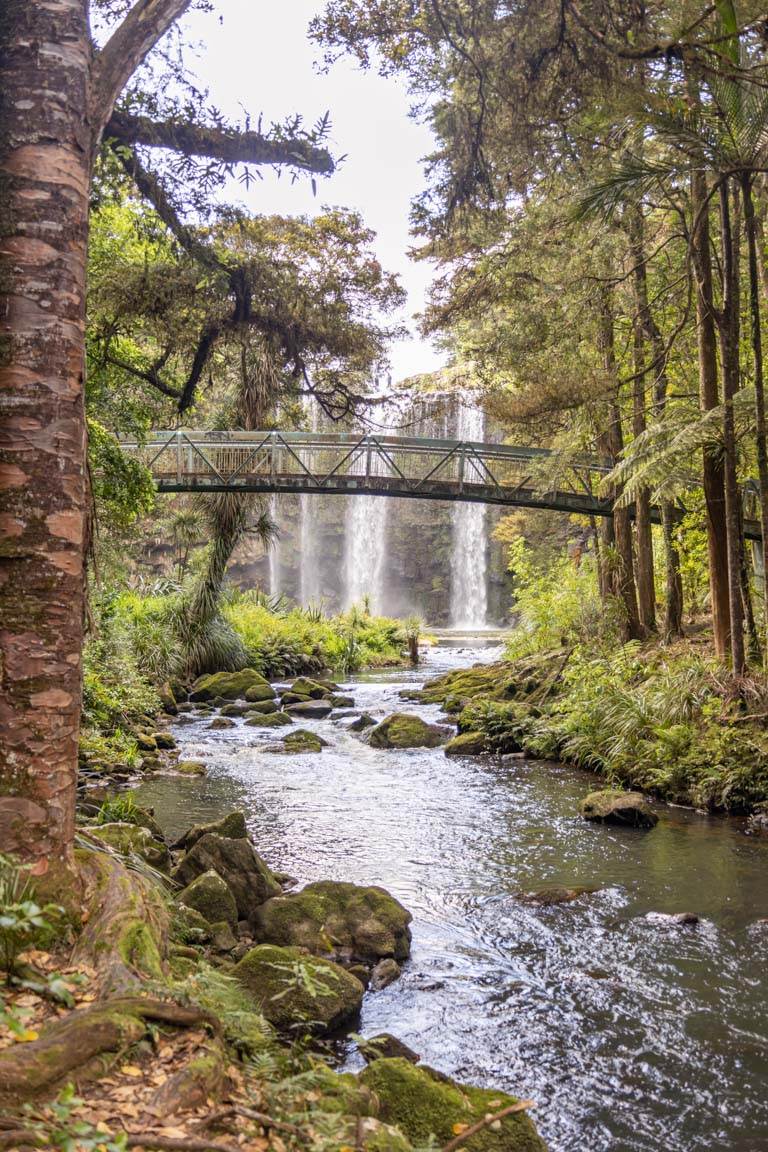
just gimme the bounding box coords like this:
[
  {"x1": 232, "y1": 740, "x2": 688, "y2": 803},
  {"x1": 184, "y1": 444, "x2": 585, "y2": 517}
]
[
  {"x1": 91, "y1": 0, "x2": 193, "y2": 145},
  {"x1": 107, "y1": 110, "x2": 335, "y2": 174}
]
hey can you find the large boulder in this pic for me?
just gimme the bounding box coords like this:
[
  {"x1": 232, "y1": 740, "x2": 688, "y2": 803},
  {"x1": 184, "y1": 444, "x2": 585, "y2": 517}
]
[
  {"x1": 244, "y1": 700, "x2": 279, "y2": 715},
  {"x1": 233, "y1": 944, "x2": 364, "y2": 1034},
  {"x1": 90, "y1": 822, "x2": 171, "y2": 872},
  {"x1": 291, "y1": 677, "x2": 336, "y2": 699},
  {"x1": 359, "y1": 1059, "x2": 544, "y2": 1152},
  {"x1": 368, "y1": 713, "x2": 451, "y2": 750},
  {"x1": 171, "y1": 810, "x2": 248, "y2": 852},
  {"x1": 178, "y1": 870, "x2": 238, "y2": 928},
  {"x1": 173, "y1": 833, "x2": 281, "y2": 918},
  {"x1": 245, "y1": 712, "x2": 293, "y2": 728},
  {"x1": 579, "y1": 789, "x2": 658, "y2": 828},
  {"x1": 254, "y1": 880, "x2": 412, "y2": 962},
  {"x1": 245, "y1": 683, "x2": 277, "y2": 703},
  {"x1": 190, "y1": 669, "x2": 273, "y2": 702},
  {"x1": 444, "y1": 731, "x2": 488, "y2": 756},
  {"x1": 285, "y1": 700, "x2": 333, "y2": 719}
]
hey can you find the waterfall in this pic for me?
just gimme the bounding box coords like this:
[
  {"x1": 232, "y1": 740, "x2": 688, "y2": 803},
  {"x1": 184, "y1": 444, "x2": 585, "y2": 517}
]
[
  {"x1": 299, "y1": 399, "x2": 320, "y2": 606},
  {"x1": 450, "y1": 401, "x2": 488, "y2": 628},
  {"x1": 268, "y1": 494, "x2": 281, "y2": 598},
  {"x1": 344, "y1": 495, "x2": 389, "y2": 612}
]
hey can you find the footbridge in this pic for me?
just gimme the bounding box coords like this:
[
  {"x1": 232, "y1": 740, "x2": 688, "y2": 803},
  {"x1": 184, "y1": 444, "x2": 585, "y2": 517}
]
[{"x1": 121, "y1": 429, "x2": 762, "y2": 536}]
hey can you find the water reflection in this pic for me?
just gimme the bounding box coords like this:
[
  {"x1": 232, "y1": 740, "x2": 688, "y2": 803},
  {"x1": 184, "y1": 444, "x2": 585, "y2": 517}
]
[{"x1": 136, "y1": 637, "x2": 768, "y2": 1152}]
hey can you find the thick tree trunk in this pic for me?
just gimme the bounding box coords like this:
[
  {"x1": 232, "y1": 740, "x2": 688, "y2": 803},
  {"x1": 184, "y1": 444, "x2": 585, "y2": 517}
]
[
  {"x1": 690, "y1": 170, "x2": 731, "y2": 659},
  {"x1": 717, "y1": 179, "x2": 746, "y2": 674},
  {"x1": 0, "y1": 0, "x2": 92, "y2": 872}
]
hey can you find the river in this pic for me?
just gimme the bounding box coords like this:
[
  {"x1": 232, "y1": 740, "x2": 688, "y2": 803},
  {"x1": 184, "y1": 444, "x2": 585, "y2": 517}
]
[{"x1": 135, "y1": 635, "x2": 768, "y2": 1152}]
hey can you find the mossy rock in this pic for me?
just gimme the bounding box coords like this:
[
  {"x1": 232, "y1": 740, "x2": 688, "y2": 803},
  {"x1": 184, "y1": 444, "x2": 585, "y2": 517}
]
[
  {"x1": 444, "y1": 731, "x2": 488, "y2": 756},
  {"x1": 233, "y1": 944, "x2": 363, "y2": 1034},
  {"x1": 90, "y1": 822, "x2": 171, "y2": 872},
  {"x1": 219, "y1": 702, "x2": 253, "y2": 717},
  {"x1": 579, "y1": 789, "x2": 658, "y2": 828},
  {"x1": 172, "y1": 903, "x2": 212, "y2": 945},
  {"x1": 286, "y1": 700, "x2": 333, "y2": 719},
  {"x1": 153, "y1": 731, "x2": 177, "y2": 749},
  {"x1": 328, "y1": 693, "x2": 356, "y2": 708},
  {"x1": 208, "y1": 716, "x2": 236, "y2": 730},
  {"x1": 171, "y1": 810, "x2": 248, "y2": 852},
  {"x1": 368, "y1": 713, "x2": 451, "y2": 750},
  {"x1": 177, "y1": 760, "x2": 206, "y2": 776},
  {"x1": 291, "y1": 676, "x2": 334, "y2": 699},
  {"x1": 245, "y1": 711, "x2": 294, "y2": 728},
  {"x1": 283, "y1": 729, "x2": 327, "y2": 753},
  {"x1": 245, "y1": 683, "x2": 278, "y2": 703},
  {"x1": 173, "y1": 833, "x2": 281, "y2": 919},
  {"x1": 244, "y1": 700, "x2": 279, "y2": 715},
  {"x1": 360, "y1": 1059, "x2": 545, "y2": 1151},
  {"x1": 349, "y1": 713, "x2": 377, "y2": 732},
  {"x1": 280, "y1": 691, "x2": 311, "y2": 706},
  {"x1": 254, "y1": 880, "x2": 412, "y2": 962},
  {"x1": 178, "y1": 870, "x2": 238, "y2": 927},
  {"x1": 190, "y1": 669, "x2": 272, "y2": 702},
  {"x1": 136, "y1": 732, "x2": 157, "y2": 751},
  {"x1": 125, "y1": 805, "x2": 165, "y2": 842}
]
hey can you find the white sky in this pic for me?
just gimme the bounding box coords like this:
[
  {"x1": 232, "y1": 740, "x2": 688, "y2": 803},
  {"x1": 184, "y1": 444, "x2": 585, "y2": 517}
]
[{"x1": 182, "y1": 0, "x2": 447, "y2": 383}]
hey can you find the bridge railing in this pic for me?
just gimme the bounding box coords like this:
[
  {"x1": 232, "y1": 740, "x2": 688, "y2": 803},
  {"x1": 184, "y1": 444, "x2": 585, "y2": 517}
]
[{"x1": 120, "y1": 429, "x2": 611, "y2": 497}]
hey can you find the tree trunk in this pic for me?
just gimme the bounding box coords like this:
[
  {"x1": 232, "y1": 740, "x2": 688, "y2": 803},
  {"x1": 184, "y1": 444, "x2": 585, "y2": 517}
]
[
  {"x1": 741, "y1": 175, "x2": 768, "y2": 658},
  {"x1": 717, "y1": 178, "x2": 746, "y2": 675},
  {"x1": 0, "y1": 0, "x2": 92, "y2": 873},
  {"x1": 690, "y1": 170, "x2": 731, "y2": 659},
  {"x1": 628, "y1": 209, "x2": 656, "y2": 634}
]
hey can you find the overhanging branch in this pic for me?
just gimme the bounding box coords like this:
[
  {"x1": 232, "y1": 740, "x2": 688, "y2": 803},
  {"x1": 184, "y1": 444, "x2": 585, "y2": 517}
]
[{"x1": 106, "y1": 111, "x2": 335, "y2": 175}]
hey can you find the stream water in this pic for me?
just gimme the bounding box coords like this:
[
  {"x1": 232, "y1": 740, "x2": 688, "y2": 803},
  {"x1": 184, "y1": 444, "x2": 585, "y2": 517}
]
[{"x1": 136, "y1": 636, "x2": 768, "y2": 1152}]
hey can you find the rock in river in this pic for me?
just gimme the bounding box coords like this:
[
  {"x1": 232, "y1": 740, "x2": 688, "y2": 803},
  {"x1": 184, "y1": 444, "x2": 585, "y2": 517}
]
[
  {"x1": 190, "y1": 668, "x2": 274, "y2": 702},
  {"x1": 368, "y1": 713, "x2": 452, "y2": 750},
  {"x1": 233, "y1": 943, "x2": 363, "y2": 1034},
  {"x1": 444, "y1": 730, "x2": 488, "y2": 756},
  {"x1": 178, "y1": 869, "x2": 238, "y2": 927},
  {"x1": 579, "y1": 789, "x2": 658, "y2": 828},
  {"x1": 254, "y1": 880, "x2": 412, "y2": 962},
  {"x1": 173, "y1": 833, "x2": 281, "y2": 919},
  {"x1": 285, "y1": 699, "x2": 333, "y2": 719},
  {"x1": 171, "y1": 809, "x2": 248, "y2": 851},
  {"x1": 245, "y1": 711, "x2": 293, "y2": 728}
]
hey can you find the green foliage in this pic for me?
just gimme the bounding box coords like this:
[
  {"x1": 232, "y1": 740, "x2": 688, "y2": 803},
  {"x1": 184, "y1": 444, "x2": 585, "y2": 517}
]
[
  {"x1": 95, "y1": 793, "x2": 140, "y2": 826},
  {"x1": 505, "y1": 536, "x2": 615, "y2": 658},
  {"x1": 0, "y1": 856, "x2": 63, "y2": 978},
  {"x1": 87, "y1": 417, "x2": 155, "y2": 534},
  {"x1": 21, "y1": 1085, "x2": 129, "y2": 1152}
]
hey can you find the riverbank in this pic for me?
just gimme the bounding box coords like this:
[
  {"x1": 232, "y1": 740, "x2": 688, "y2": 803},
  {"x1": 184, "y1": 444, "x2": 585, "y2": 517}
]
[{"x1": 412, "y1": 637, "x2": 768, "y2": 815}]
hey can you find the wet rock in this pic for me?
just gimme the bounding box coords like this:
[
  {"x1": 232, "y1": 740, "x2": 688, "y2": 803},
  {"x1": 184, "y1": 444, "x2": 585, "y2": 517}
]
[
  {"x1": 370, "y1": 958, "x2": 401, "y2": 990},
  {"x1": 274, "y1": 729, "x2": 327, "y2": 754},
  {"x1": 579, "y1": 789, "x2": 658, "y2": 828},
  {"x1": 349, "y1": 713, "x2": 376, "y2": 732},
  {"x1": 176, "y1": 760, "x2": 207, "y2": 775},
  {"x1": 244, "y1": 711, "x2": 293, "y2": 728},
  {"x1": 173, "y1": 833, "x2": 281, "y2": 919},
  {"x1": 233, "y1": 944, "x2": 363, "y2": 1034},
  {"x1": 291, "y1": 676, "x2": 337, "y2": 698},
  {"x1": 90, "y1": 822, "x2": 171, "y2": 872},
  {"x1": 360, "y1": 1058, "x2": 545, "y2": 1151},
  {"x1": 643, "y1": 911, "x2": 700, "y2": 927},
  {"x1": 244, "y1": 683, "x2": 278, "y2": 703},
  {"x1": 746, "y1": 810, "x2": 768, "y2": 837},
  {"x1": 349, "y1": 963, "x2": 371, "y2": 988},
  {"x1": 190, "y1": 668, "x2": 272, "y2": 702},
  {"x1": 285, "y1": 699, "x2": 333, "y2": 719},
  {"x1": 208, "y1": 716, "x2": 236, "y2": 730},
  {"x1": 178, "y1": 870, "x2": 238, "y2": 927},
  {"x1": 171, "y1": 810, "x2": 248, "y2": 852},
  {"x1": 517, "y1": 886, "x2": 598, "y2": 906},
  {"x1": 176, "y1": 702, "x2": 195, "y2": 713},
  {"x1": 136, "y1": 733, "x2": 157, "y2": 751},
  {"x1": 368, "y1": 713, "x2": 452, "y2": 750},
  {"x1": 359, "y1": 1033, "x2": 420, "y2": 1064},
  {"x1": 244, "y1": 700, "x2": 279, "y2": 715},
  {"x1": 219, "y1": 702, "x2": 253, "y2": 717},
  {"x1": 273, "y1": 871, "x2": 299, "y2": 890},
  {"x1": 153, "y1": 732, "x2": 177, "y2": 749},
  {"x1": 159, "y1": 683, "x2": 178, "y2": 715},
  {"x1": 328, "y1": 694, "x2": 356, "y2": 708},
  {"x1": 254, "y1": 880, "x2": 412, "y2": 962},
  {"x1": 444, "y1": 731, "x2": 487, "y2": 756}
]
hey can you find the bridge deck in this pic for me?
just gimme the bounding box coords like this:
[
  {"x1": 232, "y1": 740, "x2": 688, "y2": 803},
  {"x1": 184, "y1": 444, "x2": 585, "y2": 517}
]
[{"x1": 120, "y1": 430, "x2": 761, "y2": 538}]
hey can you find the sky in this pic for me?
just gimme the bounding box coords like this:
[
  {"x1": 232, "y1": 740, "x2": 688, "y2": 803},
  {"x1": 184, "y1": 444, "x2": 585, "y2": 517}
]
[{"x1": 182, "y1": 0, "x2": 446, "y2": 383}]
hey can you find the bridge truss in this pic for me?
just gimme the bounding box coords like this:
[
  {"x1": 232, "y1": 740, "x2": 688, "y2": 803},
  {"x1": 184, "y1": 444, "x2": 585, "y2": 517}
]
[{"x1": 121, "y1": 429, "x2": 762, "y2": 538}]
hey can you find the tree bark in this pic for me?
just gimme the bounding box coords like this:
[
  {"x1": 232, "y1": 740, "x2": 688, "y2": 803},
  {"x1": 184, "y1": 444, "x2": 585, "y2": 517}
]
[
  {"x1": 716, "y1": 178, "x2": 746, "y2": 674},
  {"x1": 0, "y1": 0, "x2": 92, "y2": 872},
  {"x1": 690, "y1": 169, "x2": 731, "y2": 659},
  {"x1": 628, "y1": 210, "x2": 656, "y2": 634}
]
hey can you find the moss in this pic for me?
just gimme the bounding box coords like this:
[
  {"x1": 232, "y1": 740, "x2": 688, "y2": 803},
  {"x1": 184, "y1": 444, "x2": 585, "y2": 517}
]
[
  {"x1": 118, "y1": 920, "x2": 164, "y2": 981},
  {"x1": 173, "y1": 834, "x2": 281, "y2": 917},
  {"x1": 368, "y1": 713, "x2": 451, "y2": 749},
  {"x1": 191, "y1": 669, "x2": 272, "y2": 701},
  {"x1": 282, "y1": 729, "x2": 326, "y2": 753},
  {"x1": 233, "y1": 944, "x2": 363, "y2": 1034},
  {"x1": 89, "y1": 822, "x2": 171, "y2": 872},
  {"x1": 245, "y1": 683, "x2": 278, "y2": 702},
  {"x1": 172, "y1": 810, "x2": 248, "y2": 850},
  {"x1": 178, "y1": 870, "x2": 238, "y2": 927},
  {"x1": 360, "y1": 1059, "x2": 545, "y2": 1152},
  {"x1": 444, "y1": 731, "x2": 488, "y2": 756},
  {"x1": 291, "y1": 677, "x2": 332, "y2": 698},
  {"x1": 579, "y1": 789, "x2": 658, "y2": 828},
  {"x1": 255, "y1": 880, "x2": 412, "y2": 961},
  {"x1": 177, "y1": 760, "x2": 207, "y2": 775},
  {"x1": 245, "y1": 711, "x2": 293, "y2": 727},
  {"x1": 208, "y1": 716, "x2": 236, "y2": 729},
  {"x1": 243, "y1": 700, "x2": 279, "y2": 715}
]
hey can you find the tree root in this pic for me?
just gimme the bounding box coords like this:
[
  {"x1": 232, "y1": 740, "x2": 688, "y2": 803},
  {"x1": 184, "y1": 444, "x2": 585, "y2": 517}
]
[
  {"x1": 145, "y1": 1038, "x2": 227, "y2": 1117},
  {"x1": 440, "y1": 1100, "x2": 536, "y2": 1152}
]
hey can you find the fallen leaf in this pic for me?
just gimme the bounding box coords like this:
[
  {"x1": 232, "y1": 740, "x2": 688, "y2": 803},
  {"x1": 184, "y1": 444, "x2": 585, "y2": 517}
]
[{"x1": 120, "y1": 1064, "x2": 143, "y2": 1077}]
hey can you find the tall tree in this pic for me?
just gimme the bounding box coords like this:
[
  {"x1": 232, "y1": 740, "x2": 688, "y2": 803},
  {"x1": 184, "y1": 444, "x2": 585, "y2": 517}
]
[{"x1": 0, "y1": 0, "x2": 333, "y2": 872}]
